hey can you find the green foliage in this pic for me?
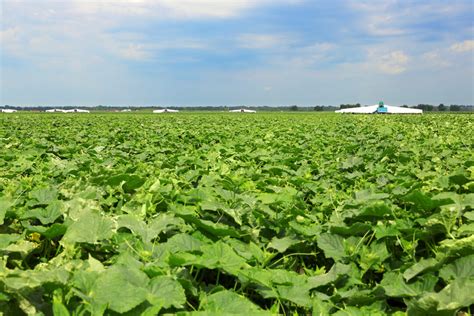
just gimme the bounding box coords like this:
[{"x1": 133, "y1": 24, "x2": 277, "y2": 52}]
[{"x1": 0, "y1": 112, "x2": 473, "y2": 315}]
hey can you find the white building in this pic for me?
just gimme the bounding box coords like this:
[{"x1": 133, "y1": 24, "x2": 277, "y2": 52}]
[
  {"x1": 1, "y1": 109, "x2": 17, "y2": 113},
  {"x1": 153, "y1": 109, "x2": 179, "y2": 113},
  {"x1": 121, "y1": 109, "x2": 132, "y2": 112},
  {"x1": 335, "y1": 102, "x2": 422, "y2": 114},
  {"x1": 229, "y1": 109, "x2": 257, "y2": 113},
  {"x1": 64, "y1": 109, "x2": 90, "y2": 113},
  {"x1": 45, "y1": 109, "x2": 66, "y2": 113}
]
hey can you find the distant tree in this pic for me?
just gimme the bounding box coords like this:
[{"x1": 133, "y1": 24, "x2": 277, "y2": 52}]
[
  {"x1": 438, "y1": 103, "x2": 447, "y2": 112},
  {"x1": 417, "y1": 104, "x2": 434, "y2": 111},
  {"x1": 290, "y1": 105, "x2": 298, "y2": 111},
  {"x1": 314, "y1": 106, "x2": 324, "y2": 111},
  {"x1": 340, "y1": 104, "x2": 360, "y2": 109},
  {"x1": 449, "y1": 104, "x2": 461, "y2": 111},
  {"x1": 402, "y1": 105, "x2": 409, "y2": 108}
]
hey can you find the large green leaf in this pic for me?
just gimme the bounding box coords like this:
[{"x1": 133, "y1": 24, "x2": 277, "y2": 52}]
[
  {"x1": 0, "y1": 198, "x2": 12, "y2": 225},
  {"x1": 403, "y1": 257, "x2": 438, "y2": 281},
  {"x1": 200, "y1": 290, "x2": 264, "y2": 313},
  {"x1": 409, "y1": 277, "x2": 474, "y2": 313},
  {"x1": 380, "y1": 272, "x2": 437, "y2": 297},
  {"x1": 107, "y1": 174, "x2": 145, "y2": 192},
  {"x1": 61, "y1": 209, "x2": 114, "y2": 244},
  {"x1": 21, "y1": 200, "x2": 65, "y2": 224},
  {"x1": 90, "y1": 265, "x2": 149, "y2": 313},
  {"x1": 268, "y1": 235, "x2": 300, "y2": 253},
  {"x1": 438, "y1": 254, "x2": 474, "y2": 281},
  {"x1": 147, "y1": 275, "x2": 186, "y2": 308},
  {"x1": 29, "y1": 187, "x2": 58, "y2": 205},
  {"x1": 317, "y1": 233, "x2": 346, "y2": 260},
  {"x1": 169, "y1": 241, "x2": 248, "y2": 273}
]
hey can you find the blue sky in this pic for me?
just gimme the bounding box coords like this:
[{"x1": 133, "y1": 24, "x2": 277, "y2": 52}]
[{"x1": 1, "y1": 0, "x2": 473, "y2": 106}]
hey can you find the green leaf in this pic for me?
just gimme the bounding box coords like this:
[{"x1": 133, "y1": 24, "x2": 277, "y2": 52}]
[
  {"x1": 330, "y1": 222, "x2": 372, "y2": 237},
  {"x1": 176, "y1": 212, "x2": 240, "y2": 238},
  {"x1": 410, "y1": 277, "x2": 474, "y2": 313},
  {"x1": 4, "y1": 240, "x2": 37, "y2": 255},
  {"x1": 238, "y1": 268, "x2": 312, "y2": 307},
  {"x1": 24, "y1": 223, "x2": 67, "y2": 239},
  {"x1": 0, "y1": 198, "x2": 12, "y2": 225},
  {"x1": 333, "y1": 304, "x2": 386, "y2": 316},
  {"x1": 432, "y1": 277, "x2": 474, "y2": 310},
  {"x1": 268, "y1": 236, "x2": 300, "y2": 253},
  {"x1": 108, "y1": 174, "x2": 145, "y2": 192},
  {"x1": 317, "y1": 233, "x2": 346, "y2": 260},
  {"x1": 29, "y1": 187, "x2": 58, "y2": 205},
  {"x1": 373, "y1": 223, "x2": 400, "y2": 239},
  {"x1": 457, "y1": 222, "x2": 474, "y2": 235},
  {"x1": 438, "y1": 254, "x2": 474, "y2": 281},
  {"x1": 354, "y1": 190, "x2": 389, "y2": 202},
  {"x1": 312, "y1": 296, "x2": 331, "y2": 316},
  {"x1": 0, "y1": 234, "x2": 21, "y2": 248},
  {"x1": 358, "y1": 242, "x2": 390, "y2": 272},
  {"x1": 165, "y1": 233, "x2": 203, "y2": 253},
  {"x1": 356, "y1": 201, "x2": 392, "y2": 218},
  {"x1": 52, "y1": 289, "x2": 70, "y2": 316},
  {"x1": 147, "y1": 276, "x2": 186, "y2": 308},
  {"x1": 176, "y1": 241, "x2": 248, "y2": 273},
  {"x1": 21, "y1": 200, "x2": 65, "y2": 224},
  {"x1": 307, "y1": 263, "x2": 351, "y2": 289},
  {"x1": 200, "y1": 290, "x2": 264, "y2": 313},
  {"x1": 403, "y1": 190, "x2": 440, "y2": 212},
  {"x1": 61, "y1": 209, "x2": 114, "y2": 245},
  {"x1": 380, "y1": 272, "x2": 437, "y2": 297},
  {"x1": 463, "y1": 211, "x2": 474, "y2": 221},
  {"x1": 91, "y1": 265, "x2": 149, "y2": 313},
  {"x1": 438, "y1": 235, "x2": 474, "y2": 258},
  {"x1": 403, "y1": 258, "x2": 439, "y2": 281}
]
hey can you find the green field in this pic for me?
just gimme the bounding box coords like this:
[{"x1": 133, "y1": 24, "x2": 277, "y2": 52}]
[{"x1": 1, "y1": 112, "x2": 473, "y2": 315}]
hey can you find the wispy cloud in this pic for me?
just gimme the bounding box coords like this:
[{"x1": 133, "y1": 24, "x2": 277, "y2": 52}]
[
  {"x1": 421, "y1": 51, "x2": 451, "y2": 68},
  {"x1": 67, "y1": 0, "x2": 299, "y2": 20},
  {"x1": 284, "y1": 42, "x2": 335, "y2": 67},
  {"x1": 237, "y1": 33, "x2": 293, "y2": 49},
  {"x1": 115, "y1": 43, "x2": 154, "y2": 61},
  {"x1": 450, "y1": 40, "x2": 474, "y2": 53},
  {"x1": 349, "y1": 0, "x2": 472, "y2": 38},
  {"x1": 367, "y1": 50, "x2": 409, "y2": 74}
]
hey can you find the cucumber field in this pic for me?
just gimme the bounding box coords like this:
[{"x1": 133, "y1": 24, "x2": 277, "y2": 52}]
[{"x1": 0, "y1": 112, "x2": 473, "y2": 315}]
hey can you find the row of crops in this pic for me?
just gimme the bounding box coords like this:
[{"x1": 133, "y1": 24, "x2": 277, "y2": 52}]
[{"x1": 0, "y1": 113, "x2": 473, "y2": 315}]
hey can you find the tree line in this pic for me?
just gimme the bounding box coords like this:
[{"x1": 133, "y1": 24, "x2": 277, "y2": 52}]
[
  {"x1": 2, "y1": 104, "x2": 472, "y2": 112},
  {"x1": 322, "y1": 103, "x2": 471, "y2": 112}
]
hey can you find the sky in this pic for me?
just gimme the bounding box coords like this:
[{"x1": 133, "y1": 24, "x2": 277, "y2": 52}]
[{"x1": 1, "y1": 0, "x2": 473, "y2": 107}]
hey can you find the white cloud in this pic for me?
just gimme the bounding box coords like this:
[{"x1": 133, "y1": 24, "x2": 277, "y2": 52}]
[
  {"x1": 0, "y1": 27, "x2": 21, "y2": 43},
  {"x1": 421, "y1": 51, "x2": 451, "y2": 68},
  {"x1": 285, "y1": 42, "x2": 335, "y2": 67},
  {"x1": 0, "y1": 27, "x2": 23, "y2": 56},
  {"x1": 349, "y1": 1, "x2": 405, "y2": 36},
  {"x1": 237, "y1": 33, "x2": 293, "y2": 49},
  {"x1": 116, "y1": 43, "x2": 153, "y2": 61},
  {"x1": 368, "y1": 50, "x2": 409, "y2": 74},
  {"x1": 450, "y1": 40, "x2": 474, "y2": 53},
  {"x1": 365, "y1": 15, "x2": 405, "y2": 36},
  {"x1": 349, "y1": 1, "x2": 471, "y2": 38},
  {"x1": 103, "y1": 35, "x2": 208, "y2": 61},
  {"x1": 67, "y1": 0, "x2": 297, "y2": 19},
  {"x1": 1, "y1": 0, "x2": 292, "y2": 64}
]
